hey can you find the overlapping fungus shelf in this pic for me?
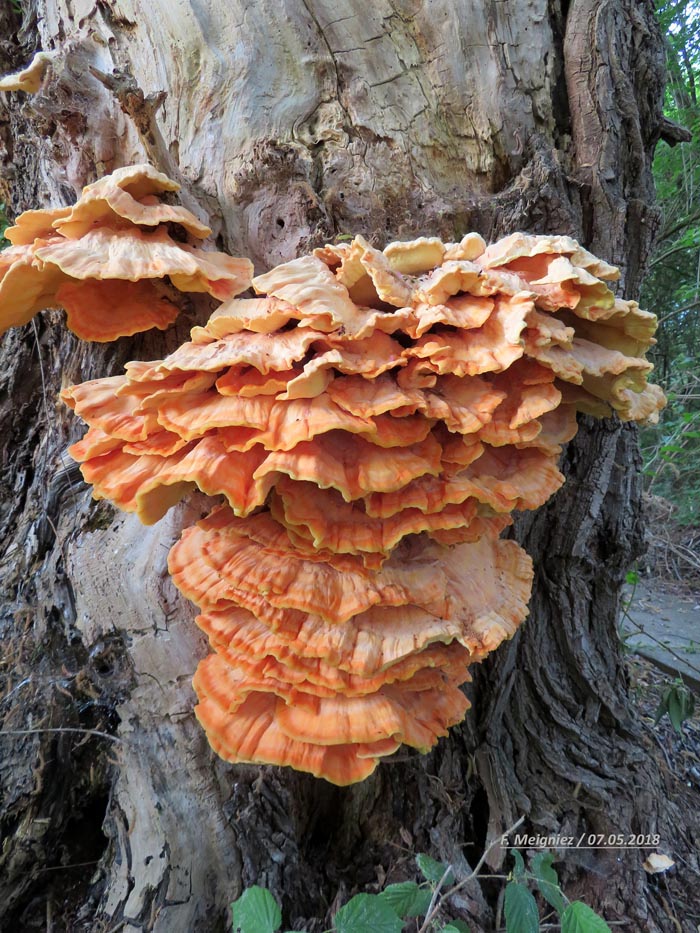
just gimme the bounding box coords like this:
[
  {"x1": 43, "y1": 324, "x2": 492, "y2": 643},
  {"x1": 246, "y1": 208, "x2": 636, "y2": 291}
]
[
  {"x1": 53, "y1": 210, "x2": 664, "y2": 783},
  {"x1": 0, "y1": 164, "x2": 252, "y2": 341}
]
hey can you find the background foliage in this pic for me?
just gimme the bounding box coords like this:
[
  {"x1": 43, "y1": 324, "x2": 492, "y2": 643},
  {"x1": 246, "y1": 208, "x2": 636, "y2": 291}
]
[{"x1": 641, "y1": 1, "x2": 700, "y2": 528}]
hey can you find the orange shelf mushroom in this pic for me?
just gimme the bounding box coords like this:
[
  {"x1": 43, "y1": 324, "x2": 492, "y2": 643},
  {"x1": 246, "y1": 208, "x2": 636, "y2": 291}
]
[
  {"x1": 59, "y1": 218, "x2": 665, "y2": 784},
  {"x1": 0, "y1": 165, "x2": 252, "y2": 341}
]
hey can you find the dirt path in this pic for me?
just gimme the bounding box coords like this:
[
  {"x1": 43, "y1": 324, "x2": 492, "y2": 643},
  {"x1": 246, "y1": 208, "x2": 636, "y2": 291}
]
[{"x1": 621, "y1": 580, "x2": 700, "y2": 690}]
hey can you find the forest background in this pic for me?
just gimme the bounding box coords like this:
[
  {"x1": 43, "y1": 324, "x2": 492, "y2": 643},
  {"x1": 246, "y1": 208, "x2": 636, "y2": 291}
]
[{"x1": 640, "y1": 0, "x2": 700, "y2": 566}]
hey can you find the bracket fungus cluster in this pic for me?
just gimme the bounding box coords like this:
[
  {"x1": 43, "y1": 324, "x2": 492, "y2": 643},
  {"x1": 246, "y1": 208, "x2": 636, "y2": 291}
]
[
  {"x1": 1, "y1": 166, "x2": 665, "y2": 784},
  {"x1": 0, "y1": 164, "x2": 252, "y2": 341}
]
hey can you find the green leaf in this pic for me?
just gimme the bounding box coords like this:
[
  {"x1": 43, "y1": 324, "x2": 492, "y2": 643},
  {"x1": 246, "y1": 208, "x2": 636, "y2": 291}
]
[
  {"x1": 668, "y1": 688, "x2": 685, "y2": 732},
  {"x1": 446, "y1": 921, "x2": 471, "y2": 932},
  {"x1": 673, "y1": 686, "x2": 692, "y2": 728},
  {"x1": 530, "y1": 853, "x2": 566, "y2": 915},
  {"x1": 625, "y1": 570, "x2": 640, "y2": 585},
  {"x1": 231, "y1": 886, "x2": 282, "y2": 933},
  {"x1": 440, "y1": 926, "x2": 466, "y2": 933},
  {"x1": 561, "y1": 901, "x2": 612, "y2": 932},
  {"x1": 416, "y1": 853, "x2": 455, "y2": 885},
  {"x1": 378, "y1": 882, "x2": 431, "y2": 917},
  {"x1": 654, "y1": 688, "x2": 671, "y2": 725},
  {"x1": 658, "y1": 683, "x2": 696, "y2": 733},
  {"x1": 334, "y1": 894, "x2": 404, "y2": 933},
  {"x1": 510, "y1": 848, "x2": 526, "y2": 881},
  {"x1": 503, "y1": 881, "x2": 539, "y2": 933}
]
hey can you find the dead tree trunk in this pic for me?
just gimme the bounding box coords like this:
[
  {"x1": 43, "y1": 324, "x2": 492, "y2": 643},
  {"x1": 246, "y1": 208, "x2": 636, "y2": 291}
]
[{"x1": 1, "y1": 1, "x2": 695, "y2": 930}]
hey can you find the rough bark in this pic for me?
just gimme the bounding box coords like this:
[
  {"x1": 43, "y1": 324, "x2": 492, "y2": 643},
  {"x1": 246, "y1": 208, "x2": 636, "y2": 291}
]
[{"x1": 1, "y1": 1, "x2": 696, "y2": 931}]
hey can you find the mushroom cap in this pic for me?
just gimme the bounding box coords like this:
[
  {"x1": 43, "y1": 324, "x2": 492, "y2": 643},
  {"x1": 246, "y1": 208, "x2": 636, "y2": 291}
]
[
  {"x1": 382, "y1": 236, "x2": 447, "y2": 274},
  {"x1": 62, "y1": 374, "x2": 160, "y2": 441},
  {"x1": 0, "y1": 243, "x2": 66, "y2": 333},
  {"x1": 271, "y1": 480, "x2": 482, "y2": 558},
  {"x1": 410, "y1": 295, "x2": 494, "y2": 337},
  {"x1": 252, "y1": 254, "x2": 371, "y2": 335},
  {"x1": 492, "y1": 253, "x2": 615, "y2": 314},
  {"x1": 54, "y1": 187, "x2": 212, "y2": 240},
  {"x1": 157, "y1": 391, "x2": 375, "y2": 449},
  {"x1": 253, "y1": 431, "x2": 443, "y2": 501},
  {"x1": 82, "y1": 163, "x2": 181, "y2": 198},
  {"x1": 0, "y1": 51, "x2": 55, "y2": 94},
  {"x1": 76, "y1": 438, "x2": 269, "y2": 524},
  {"x1": 403, "y1": 294, "x2": 532, "y2": 377},
  {"x1": 329, "y1": 234, "x2": 414, "y2": 308},
  {"x1": 198, "y1": 632, "x2": 474, "y2": 697},
  {"x1": 174, "y1": 486, "x2": 533, "y2": 783},
  {"x1": 328, "y1": 373, "x2": 506, "y2": 434},
  {"x1": 478, "y1": 232, "x2": 620, "y2": 281},
  {"x1": 169, "y1": 505, "x2": 532, "y2": 647},
  {"x1": 34, "y1": 227, "x2": 252, "y2": 299},
  {"x1": 56, "y1": 279, "x2": 180, "y2": 342},
  {"x1": 194, "y1": 692, "x2": 397, "y2": 785},
  {"x1": 442, "y1": 233, "x2": 488, "y2": 262},
  {"x1": 262, "y1": 681, "x2": 469, "y2": 750},
  {"x1": 5, "y1": 207, "x2": 72, "y2": 245},
  {"x1": 41, "y1": 165, "x2": 197, "y2": 242},
  {"x1": 157, "y1": 327, "x2": 326, "y2": 375},
  {"x1": 363, "y1": 445, "x2": 564, "y2": 518}
]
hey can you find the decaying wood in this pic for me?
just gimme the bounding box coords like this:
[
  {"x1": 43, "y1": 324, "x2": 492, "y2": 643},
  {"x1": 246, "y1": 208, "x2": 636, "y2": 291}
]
[{"x1": 1, "y1": 1, "x2": 697, "y2": 930}]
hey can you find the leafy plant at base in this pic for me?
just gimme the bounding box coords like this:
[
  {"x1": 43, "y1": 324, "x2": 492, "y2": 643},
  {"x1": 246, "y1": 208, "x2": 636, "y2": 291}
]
[
  {"x1": 334, "y1": 894, "x2": 404, "y2": 933},
  {"x1": 231, "y1": 886, "x2": 282, "y2": 933},
  {"x1": 530, "y1": 853, "x2": 566, "y2": 915},
  {"x1": 502, "y1": 849, "x2": 612, "y2": 933},
  {"x1": 229, "y1": 847, "x2": 618, "y2": 933},
  {"x1": 560, "y1": 902, "x2": 614, "y2": 933},
  {"x1": 504, "y1": 881, "x2": 539, "y2": 933},
  {"x1": 655, "y1": 676, "x2": 696, "y2": 732},
  {"x1": 378, "y1": 882, "x2": 432, "y2": 917},
  {"x1": 415, "y1": 853, "x2": 455, "y2": 886}
]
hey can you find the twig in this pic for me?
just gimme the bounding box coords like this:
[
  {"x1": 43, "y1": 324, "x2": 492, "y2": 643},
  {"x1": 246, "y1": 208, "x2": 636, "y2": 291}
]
[
  {"x1": 417, "y1": 815, "x2": 525, "y2": 932},
  {"x1": 39, "y1": 859, "x2": 100, "y2": 873},
  {"x1": 620, "y1": 576, "x2": 700, "y2": 680},
  {"x1": 0, "y1": 727, "x2": 123, "y2": 744},
  {"x1": 418, "y1": 864, "x2": 455, "y2": 933},
  {"x1": 622, "y1": 615, "x2": 700, "y2": 680}
]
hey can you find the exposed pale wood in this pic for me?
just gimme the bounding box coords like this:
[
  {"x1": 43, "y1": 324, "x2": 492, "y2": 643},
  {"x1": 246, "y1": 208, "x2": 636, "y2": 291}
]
[{"x1": 1, "y1": 2, "x2": 694, "y2": 931}]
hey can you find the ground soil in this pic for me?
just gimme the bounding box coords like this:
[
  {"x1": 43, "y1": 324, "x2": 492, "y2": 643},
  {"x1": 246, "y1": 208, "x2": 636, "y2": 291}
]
[{"x1": 624, "y1": 649, "x2": 700, "y2": 930}]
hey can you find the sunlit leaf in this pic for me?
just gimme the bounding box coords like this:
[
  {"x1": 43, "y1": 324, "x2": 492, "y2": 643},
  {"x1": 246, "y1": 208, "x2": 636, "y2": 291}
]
[
  {"x1": 561, "y1": 901, "x2": 612, "y2": 932},
  {"x1": 378, "y1": 881, "x2": 431, "y2": 917},
  {"x1": 503, "y1": 882, "x2": 539, "y2": 933},
  {"x1": 531, "y1": 852, "x2": 566, "y2": 915},
  {"x1": 334, "y1": 894, "x2": 403, "y2": 933},
  {"x1": 231, "y1": 886, "x2": 282, "y2": 933},
  {"x1": 416, "y1": 853, "x2": 455, "y2": 885}
]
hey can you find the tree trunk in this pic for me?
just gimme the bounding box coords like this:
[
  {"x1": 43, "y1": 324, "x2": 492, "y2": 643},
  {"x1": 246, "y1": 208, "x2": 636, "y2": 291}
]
[{"x1": 1, "y1": 2, "x2": 695, "y2": 931}]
